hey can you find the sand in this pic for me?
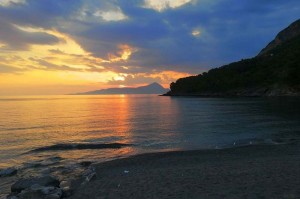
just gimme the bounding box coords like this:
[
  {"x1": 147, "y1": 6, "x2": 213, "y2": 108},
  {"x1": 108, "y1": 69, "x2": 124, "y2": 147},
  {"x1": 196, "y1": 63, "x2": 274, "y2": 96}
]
[{"x1": 71, "y1": 143, "x2": 300, "y2": 199}]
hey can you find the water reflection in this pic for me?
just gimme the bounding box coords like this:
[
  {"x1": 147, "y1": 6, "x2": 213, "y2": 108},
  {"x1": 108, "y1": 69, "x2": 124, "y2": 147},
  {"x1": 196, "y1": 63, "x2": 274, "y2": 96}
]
[{"x1": 0, "y1": 95, "x2": 299, "y2": 169}]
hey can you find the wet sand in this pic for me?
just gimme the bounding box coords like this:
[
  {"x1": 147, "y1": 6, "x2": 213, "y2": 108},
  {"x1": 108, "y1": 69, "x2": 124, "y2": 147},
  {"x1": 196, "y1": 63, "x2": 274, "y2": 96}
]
[{"x1": 71, "y1": 143, "x2": 300, "y2": 199}]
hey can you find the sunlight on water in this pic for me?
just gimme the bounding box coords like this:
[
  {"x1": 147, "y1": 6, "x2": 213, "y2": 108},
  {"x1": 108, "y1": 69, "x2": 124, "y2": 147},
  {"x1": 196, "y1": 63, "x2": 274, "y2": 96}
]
[
  {"x1": 0, "y1": 95, "x2": 180, "y2": 168},
  {"x1": 0, "y1": 95, "x2": 299, "y2": 169}
]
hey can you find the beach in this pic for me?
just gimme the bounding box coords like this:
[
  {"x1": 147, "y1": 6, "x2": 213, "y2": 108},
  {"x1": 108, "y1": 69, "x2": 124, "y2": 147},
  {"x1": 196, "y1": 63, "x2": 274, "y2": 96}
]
[{"x1": 70, "y1": 143, "x2": 300, "y2": 199}]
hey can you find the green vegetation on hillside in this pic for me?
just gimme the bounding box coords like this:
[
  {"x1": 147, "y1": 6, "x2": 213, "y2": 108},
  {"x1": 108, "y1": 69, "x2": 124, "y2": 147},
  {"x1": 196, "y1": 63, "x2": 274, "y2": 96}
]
[{"x1": 167, "y1": 32, "x2": 300, "y2": 96}]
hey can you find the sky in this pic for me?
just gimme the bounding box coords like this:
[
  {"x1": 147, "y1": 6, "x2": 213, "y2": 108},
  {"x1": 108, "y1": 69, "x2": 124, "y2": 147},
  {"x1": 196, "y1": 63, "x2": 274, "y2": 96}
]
[{"x1": 0, "y1": 0, "x2": 299, "y2": 95}]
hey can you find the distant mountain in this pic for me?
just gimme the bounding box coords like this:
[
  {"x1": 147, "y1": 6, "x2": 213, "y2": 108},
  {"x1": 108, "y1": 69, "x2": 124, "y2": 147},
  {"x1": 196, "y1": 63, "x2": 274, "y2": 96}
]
[
  {"x1": 75, "y1": 83, "x2": 169, "y2": 95},
  {"x1": 165, "y1": 19, "x2": 300, "y2": 97}
]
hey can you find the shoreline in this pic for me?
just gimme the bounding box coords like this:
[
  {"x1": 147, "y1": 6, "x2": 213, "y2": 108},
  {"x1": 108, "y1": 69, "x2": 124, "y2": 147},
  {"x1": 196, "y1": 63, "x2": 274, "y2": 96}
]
[
  {"x1": 70, "y1": 142, "x2": 300, "y2": 199},
  {"x1": 162, "y1": 86, "x2": 300, "y2": 97},
  {"x1": 2, "y1": 142, "x2": 300, "y2": 198},
  {"x1": 1, "y1": 140, "x2": 297, "y2": 198},
  {"x1": 161, "y1": 92, "x2": 300, "y2": 97}
]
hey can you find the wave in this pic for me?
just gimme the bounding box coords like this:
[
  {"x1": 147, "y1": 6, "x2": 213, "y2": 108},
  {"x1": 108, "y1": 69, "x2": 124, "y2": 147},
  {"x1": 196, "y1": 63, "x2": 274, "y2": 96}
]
[
  {"x1": 27, "y1": 143, "x2": 133, "y2": 153},
  {"x1": 0, "y1": 125, "x2": 52, "y2": 132}
]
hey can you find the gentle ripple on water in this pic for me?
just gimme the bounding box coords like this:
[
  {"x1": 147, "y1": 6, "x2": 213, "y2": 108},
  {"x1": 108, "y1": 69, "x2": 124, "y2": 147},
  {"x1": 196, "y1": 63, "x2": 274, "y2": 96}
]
[
  {"x1": 0, "y1": 95, "x2": 300, "y2": 197},
  {"x1": 0, "y1": 95, "x2": 300, "y2": 168}
]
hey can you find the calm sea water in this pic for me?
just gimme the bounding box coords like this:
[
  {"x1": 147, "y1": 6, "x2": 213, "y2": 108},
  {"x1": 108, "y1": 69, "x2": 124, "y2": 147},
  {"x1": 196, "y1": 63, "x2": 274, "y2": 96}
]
[
  {"x1": 0, "y1": 95, "x2": 300, "y2": 196},
  {"x1": 1, "y1": 95, "x2": 300, "y2": 169}
]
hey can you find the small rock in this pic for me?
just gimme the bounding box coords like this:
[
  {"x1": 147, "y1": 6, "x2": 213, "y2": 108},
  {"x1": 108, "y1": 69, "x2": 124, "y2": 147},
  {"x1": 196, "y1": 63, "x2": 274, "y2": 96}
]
[
  {"x1": 17, "y1": 185, "x2": 62, "y2": 199},
  {"x1": 60, "y1": 180, "x2": 73, "y2": 197},
  {"x1": 83, "y1": 166, "x2": 95, "y2": 175},
  {"x1": 11, "y1": 176, "x2": 60, "y2": 193},
  {"x1": 81, "y1": 166, "x2": 96, "y2": 185},
  {"x1": 6, "y1": 195, "x2": 19, "y2": 199},
  {"x1": 59, "y1": 180, "x2": 70, "y2": 188},
  {"x1": 41, "y1": 186, "x2": 56, "y2": 195},
  {"x1": 17, "y1": 190, "x2": 41, "y2": 199},
  {"x1": 79, "y1": 161, "x2": 92, "y2": 167},
  {"x1": 0, "y1": 167, "x2": 17, "y2": 177},
  {"x1": 45, "y1": 193, "x2": 61, "y2": 199},
  {"x1": 84, "y1": 172, "x2": 96, "y2": 183},
  {"x1": 29, "y1": 184, "x2": 44, "y2": 191}
]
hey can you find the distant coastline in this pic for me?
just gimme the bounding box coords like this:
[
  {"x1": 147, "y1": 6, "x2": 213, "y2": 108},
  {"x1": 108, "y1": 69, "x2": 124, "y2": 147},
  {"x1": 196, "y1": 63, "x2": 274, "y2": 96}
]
[{"x1": 72, "y1": 82, "x2": 169, "y2": 95}]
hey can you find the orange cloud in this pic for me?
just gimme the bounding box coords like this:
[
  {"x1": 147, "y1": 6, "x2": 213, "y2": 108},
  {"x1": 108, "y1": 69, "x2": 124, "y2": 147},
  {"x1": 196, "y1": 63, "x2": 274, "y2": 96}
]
[
  {"x1": 0, "y1": 25, "x2": 191, "y2": 95},
  {"x1": 108, "y1": 44, "x2": 137, "y2": 62},
  {"x1": 105, "y1": 70, "x2": 192, "y2": 89}
]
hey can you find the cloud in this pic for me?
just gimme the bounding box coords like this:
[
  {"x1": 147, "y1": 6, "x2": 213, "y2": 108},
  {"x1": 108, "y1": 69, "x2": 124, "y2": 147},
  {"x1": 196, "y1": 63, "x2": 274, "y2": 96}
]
[
  {"x1": 0, "y1": 0, "x2": 300, "y2": 76},
  {"x1": 27, "y1": 57, "x2": 106, "y2": 73},
  {"x1": 107, "y1": 74, "x2": 162, "y2": 86},
  {"x1": 0, "y1": 0, "x2": 299, "y2": 95},
  {"x1": 143, "y1": 0, "x2": 193, "y2": 12},
  {"x1": 75, "y1": 2, "x2": 128, "y2": 23},
  {"x1": 93, "y1": 8, "x2": 128, "y2": 22},
  {"x1": 108, "y1": 44, "x2": 138, "y2": 62},
  {"x1": 0, "y1": 63, "x2": 24, "y2": 73},
  {"x1": 191, "y1": 29, "x2": 201, "y2": 37},
  {"x1": 28, "y1": 58, "x2": 81, "y2": 71},
  {"x1": 0, "y1": 0, "x2": 25, "y2": 7},
  {"x1": 62, "y1": 0, "x2": 299, "y2": 75},
  {"x1": 106, "y1": 70, "x2": 191, "y2": 88},
  {"x1": 0, "y1": 19, "x2": 60, "y2": 50}
]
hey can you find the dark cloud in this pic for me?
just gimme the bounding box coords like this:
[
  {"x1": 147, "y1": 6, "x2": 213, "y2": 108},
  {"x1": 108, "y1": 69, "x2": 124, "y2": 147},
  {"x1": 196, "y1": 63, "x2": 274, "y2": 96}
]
[
  {"x1": 0, "y1": 19, "x2": 60, "y2": 50},
  {"x1": 0, "y1": 0, "x2": 83, "y2": 28},
  {"x1": 70, "y1": 0, "x2": 300, "y2": 73},
  {"x1": 0, "y1": 0, "x2": 299, "y2": 74}
]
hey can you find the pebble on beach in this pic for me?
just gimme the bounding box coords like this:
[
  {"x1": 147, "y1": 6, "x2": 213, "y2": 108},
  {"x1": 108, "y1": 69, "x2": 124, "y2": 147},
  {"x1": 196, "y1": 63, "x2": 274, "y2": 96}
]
[
  {"x1": 7, "y1": 175, "x2": 63, "y2": 199},
  {"x1": 11, "y1": 175, "x2": 60, "y2": 193}
]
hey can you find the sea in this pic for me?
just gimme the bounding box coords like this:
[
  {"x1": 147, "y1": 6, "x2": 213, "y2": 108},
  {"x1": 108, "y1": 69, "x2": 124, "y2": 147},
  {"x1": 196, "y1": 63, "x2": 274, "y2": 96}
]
[{"x1": 0, "y1": 95, "x2": 300, "y2": 196}]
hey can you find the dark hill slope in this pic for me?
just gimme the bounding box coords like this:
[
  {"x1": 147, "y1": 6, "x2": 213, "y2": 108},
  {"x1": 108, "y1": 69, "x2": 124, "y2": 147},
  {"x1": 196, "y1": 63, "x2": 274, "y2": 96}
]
[
  {"x1": 259, "y1": 19, "x2": 300, "y2": 55},
  {"x1": 166, "y1": 20, "x2": 300, "y2": 97}
]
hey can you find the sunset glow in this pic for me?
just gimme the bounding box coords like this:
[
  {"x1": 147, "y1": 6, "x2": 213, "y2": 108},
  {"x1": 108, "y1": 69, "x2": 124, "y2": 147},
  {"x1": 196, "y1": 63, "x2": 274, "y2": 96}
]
[
  {"x1": 0, "y1": 24, "x2": 188, "y2": 95},
  {"x1": 0, "y1": 0, "x2": 298, "y2": 95},
  {"x1": 0, "y1": 1, "x2": 299, "y2": 198}
]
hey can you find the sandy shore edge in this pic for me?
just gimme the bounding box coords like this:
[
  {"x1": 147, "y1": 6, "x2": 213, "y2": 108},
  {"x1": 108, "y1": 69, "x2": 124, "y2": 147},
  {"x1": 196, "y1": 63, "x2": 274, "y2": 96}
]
[{"x1": 70, "y1": 143, "x2": 300, "y2": 199}]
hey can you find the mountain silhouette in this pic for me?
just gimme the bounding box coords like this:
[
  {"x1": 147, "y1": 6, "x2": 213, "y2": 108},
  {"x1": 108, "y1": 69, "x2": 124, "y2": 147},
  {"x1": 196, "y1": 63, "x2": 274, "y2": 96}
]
[{"x1": 75, "y1": 83, "x2": 169, "y2": 95}]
